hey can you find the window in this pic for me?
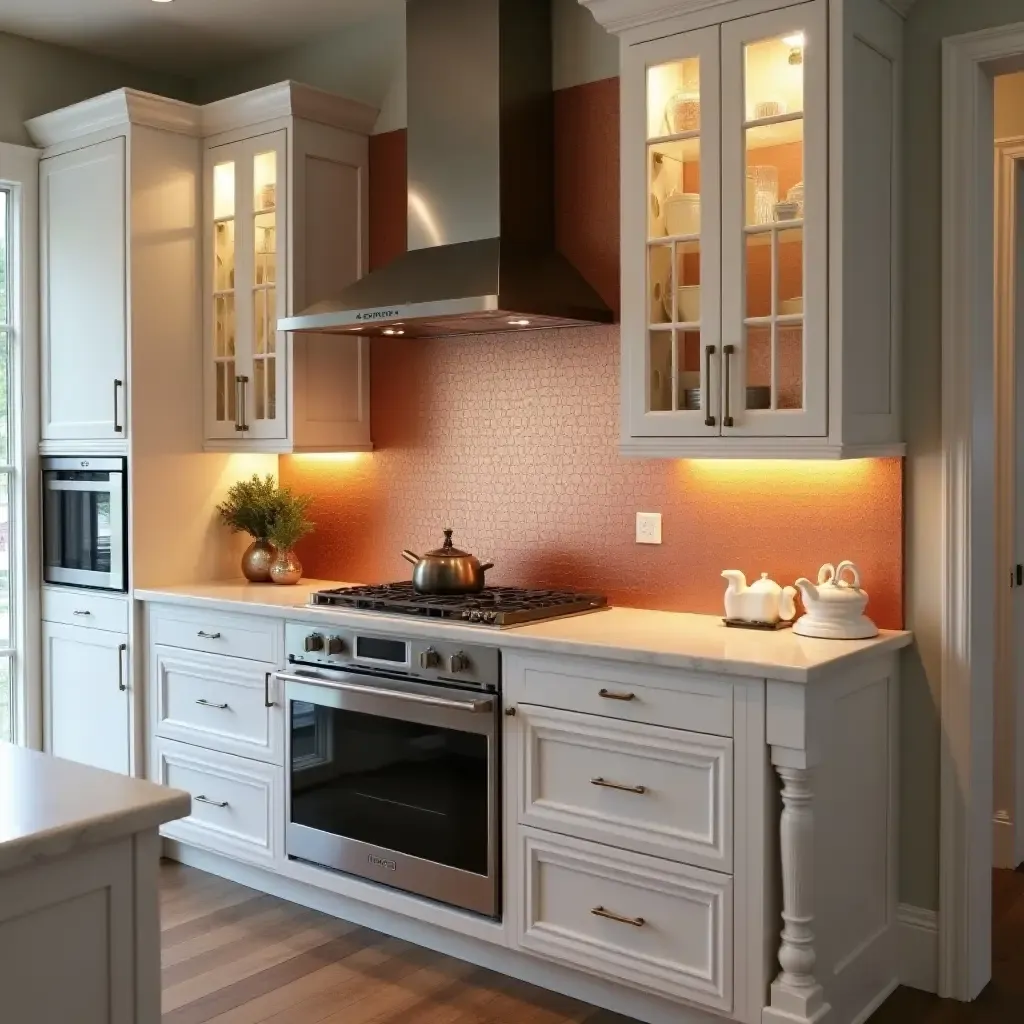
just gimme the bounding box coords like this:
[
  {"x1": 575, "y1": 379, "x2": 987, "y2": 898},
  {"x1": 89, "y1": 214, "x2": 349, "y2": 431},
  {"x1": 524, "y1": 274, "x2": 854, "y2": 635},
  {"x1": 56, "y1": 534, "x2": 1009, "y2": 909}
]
[{"x1": 0, "y1": 144, "x2": 38, "y2": 745}]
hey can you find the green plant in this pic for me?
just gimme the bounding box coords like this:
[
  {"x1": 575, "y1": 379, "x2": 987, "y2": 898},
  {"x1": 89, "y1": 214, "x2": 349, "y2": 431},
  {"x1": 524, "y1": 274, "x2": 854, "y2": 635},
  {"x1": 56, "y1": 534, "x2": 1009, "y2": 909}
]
[
  {"x1": 216, "y1": 474, "x2": 282, "y2": 541},
  {"x1": 267, "y1": 488, "x2": 315, "y2": 552}
]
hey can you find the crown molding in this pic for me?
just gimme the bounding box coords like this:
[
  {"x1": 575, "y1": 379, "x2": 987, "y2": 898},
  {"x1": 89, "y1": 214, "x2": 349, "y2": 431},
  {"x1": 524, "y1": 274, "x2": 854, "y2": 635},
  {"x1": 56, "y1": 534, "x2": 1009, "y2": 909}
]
[
  {"x1": 26, "y1": 89, "x2": 201, "y2": 149},
  {"x1": 200, "y1": 81, "x2": 379, "y2": 138},
  {"x1": 580, "y1": 0, "x2": 917, "y2": 33}
]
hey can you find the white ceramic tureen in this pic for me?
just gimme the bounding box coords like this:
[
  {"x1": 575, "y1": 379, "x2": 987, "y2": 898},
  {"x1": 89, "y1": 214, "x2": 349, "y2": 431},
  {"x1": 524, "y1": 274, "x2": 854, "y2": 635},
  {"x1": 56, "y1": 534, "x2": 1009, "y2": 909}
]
[{"x1": 793, "y1": 561, "x2": 879, "y2": 640}]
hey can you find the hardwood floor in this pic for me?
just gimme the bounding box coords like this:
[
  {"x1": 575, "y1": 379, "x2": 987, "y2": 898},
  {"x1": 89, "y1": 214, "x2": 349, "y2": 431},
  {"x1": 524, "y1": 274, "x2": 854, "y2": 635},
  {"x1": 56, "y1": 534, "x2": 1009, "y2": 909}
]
[{"x1": 160, "y1": 861, "x2": 1024, "y2": 1024}]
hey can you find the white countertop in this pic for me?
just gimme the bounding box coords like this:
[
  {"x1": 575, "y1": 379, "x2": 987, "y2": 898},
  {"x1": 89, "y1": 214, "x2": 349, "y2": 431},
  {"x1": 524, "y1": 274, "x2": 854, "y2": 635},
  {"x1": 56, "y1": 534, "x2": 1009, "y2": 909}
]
[
  {"x1": 0, "y1": 743, "x2": 190, "y2": 874},
  {"x1": 135, "y1": 579, "x2": 912, "y2": 684}
]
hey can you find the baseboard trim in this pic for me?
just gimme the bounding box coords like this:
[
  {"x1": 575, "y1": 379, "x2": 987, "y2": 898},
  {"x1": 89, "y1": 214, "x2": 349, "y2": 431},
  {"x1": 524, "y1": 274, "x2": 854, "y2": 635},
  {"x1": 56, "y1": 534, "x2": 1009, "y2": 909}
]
[{"x1": 897, "y1": 904, "x2": 939, "y2": 994}]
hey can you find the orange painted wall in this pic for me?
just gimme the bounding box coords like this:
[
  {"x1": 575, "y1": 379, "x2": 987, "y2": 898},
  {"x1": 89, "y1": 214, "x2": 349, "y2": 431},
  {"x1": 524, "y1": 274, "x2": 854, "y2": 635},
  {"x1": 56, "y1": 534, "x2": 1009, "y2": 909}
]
[{"x1": 280, "y1": 79, "x2": 904, "y2": 629}]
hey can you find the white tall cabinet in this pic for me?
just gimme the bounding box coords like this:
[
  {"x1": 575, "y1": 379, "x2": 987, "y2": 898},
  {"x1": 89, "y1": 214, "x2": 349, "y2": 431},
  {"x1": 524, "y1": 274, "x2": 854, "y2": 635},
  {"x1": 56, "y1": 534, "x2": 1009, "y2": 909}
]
[
  {"x1": 588, "y1": 0, "x2": 906, "y2": 458},
  {"x1": 40, "y1": 138, "x2": 127, "y2": 443}
]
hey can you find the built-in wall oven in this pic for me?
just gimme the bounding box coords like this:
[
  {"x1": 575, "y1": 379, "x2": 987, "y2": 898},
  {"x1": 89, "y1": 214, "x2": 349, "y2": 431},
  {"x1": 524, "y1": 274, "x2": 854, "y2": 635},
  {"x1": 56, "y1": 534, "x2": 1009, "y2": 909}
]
[
  {"x1": 42, "y1": 457, "x2": 127, "y2": 592},
  {"x1": 279, "y1": 622, "x2": 501, "y2": 918}
]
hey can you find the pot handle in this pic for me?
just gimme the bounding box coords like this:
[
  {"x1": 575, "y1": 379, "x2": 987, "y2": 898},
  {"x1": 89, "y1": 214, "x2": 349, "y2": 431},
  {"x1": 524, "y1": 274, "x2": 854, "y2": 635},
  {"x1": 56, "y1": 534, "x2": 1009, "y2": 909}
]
[
  {"x1": 835, "y1": 561, "x2": 861, "y2": 590},
  {"x1": 480, "y1": 562, "x2": 495, "y2": 572},
  {"x1": 402, "y1": 550, "x2": 421, "y2": 565}
]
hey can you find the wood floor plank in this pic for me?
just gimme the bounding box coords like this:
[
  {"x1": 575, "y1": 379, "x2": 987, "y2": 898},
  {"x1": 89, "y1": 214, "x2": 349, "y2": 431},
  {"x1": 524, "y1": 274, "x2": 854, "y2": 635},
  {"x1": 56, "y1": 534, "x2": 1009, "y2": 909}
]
[
  {"x1": 162, "y1": 895, "x2": 284, "y2": 961},
  {"x1": 162, "y1": 878, "x2": 262, "y2": 931}
]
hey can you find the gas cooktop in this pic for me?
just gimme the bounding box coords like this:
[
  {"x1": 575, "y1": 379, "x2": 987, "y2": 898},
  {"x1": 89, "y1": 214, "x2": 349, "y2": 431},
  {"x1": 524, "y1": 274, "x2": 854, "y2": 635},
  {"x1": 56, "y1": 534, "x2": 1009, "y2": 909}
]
[{"x1": 308, "y1": 582, "x2": 608, "y2": 628}]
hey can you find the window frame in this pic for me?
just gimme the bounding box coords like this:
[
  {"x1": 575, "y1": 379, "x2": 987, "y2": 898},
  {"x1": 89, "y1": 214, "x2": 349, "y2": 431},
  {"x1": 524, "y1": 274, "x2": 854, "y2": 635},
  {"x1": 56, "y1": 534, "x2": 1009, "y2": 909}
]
[{"x1": 0, "y1": 142, "x2": 40, "y2": 747}]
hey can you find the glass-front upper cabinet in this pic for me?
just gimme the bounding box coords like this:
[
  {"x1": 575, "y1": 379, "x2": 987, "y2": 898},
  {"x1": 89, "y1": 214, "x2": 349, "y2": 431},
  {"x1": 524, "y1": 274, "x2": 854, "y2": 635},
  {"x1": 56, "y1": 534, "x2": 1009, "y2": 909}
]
[
  {"x1": 721, "y1": 1, "x2": 827, "y2": 437},
  {"x1": 622, "y1": 0, "x2": 828, "y2": 446},
  {"x1": 205, "y1": 131, "x2": 287, "y2": 442}
]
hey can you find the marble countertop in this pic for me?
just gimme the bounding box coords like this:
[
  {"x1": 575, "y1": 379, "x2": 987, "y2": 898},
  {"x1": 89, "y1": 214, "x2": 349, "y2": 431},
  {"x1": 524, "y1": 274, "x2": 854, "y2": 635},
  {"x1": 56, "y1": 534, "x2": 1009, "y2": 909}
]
[
  {"x1": 135, "y1": 579, "x2": 912, "y2": 684},
  {"x1": 0, "y1": 743, "x2": 190, "y2": 874}
]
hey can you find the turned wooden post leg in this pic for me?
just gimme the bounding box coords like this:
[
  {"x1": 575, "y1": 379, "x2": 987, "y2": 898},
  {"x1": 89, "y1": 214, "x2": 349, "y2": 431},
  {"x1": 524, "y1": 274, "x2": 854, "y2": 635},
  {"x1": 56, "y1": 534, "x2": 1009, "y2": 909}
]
[{"x1": 763, "y1": 765, "x2": 830, "y2": 1024}]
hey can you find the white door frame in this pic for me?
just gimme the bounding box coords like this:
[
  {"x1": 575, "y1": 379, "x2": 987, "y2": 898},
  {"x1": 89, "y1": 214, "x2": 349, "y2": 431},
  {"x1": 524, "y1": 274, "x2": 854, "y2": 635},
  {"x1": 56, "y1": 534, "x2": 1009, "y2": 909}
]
[
  {"x1": 992, "y1": 135, "x2": 1024, "y2": 872},
  {"x1": 940, "y1": 21, "x2": 1024, "y2": 1001}
]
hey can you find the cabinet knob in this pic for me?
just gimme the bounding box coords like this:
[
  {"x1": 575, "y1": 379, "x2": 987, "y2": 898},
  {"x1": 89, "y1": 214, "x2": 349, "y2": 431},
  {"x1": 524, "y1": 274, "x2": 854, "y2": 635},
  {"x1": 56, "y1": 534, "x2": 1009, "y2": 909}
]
[
  {"x1": 419, "y1": 647, "x2": 440, "y2": 670},
  {"x1": 326, "y1": 636, "x2": 345, "y2": 655},
  {"x1": 304, "y1": 633, "x2": 325, "y2": 653},
  {"x1": 448, "y1": 651, "x2": 469, "y2": 674}
]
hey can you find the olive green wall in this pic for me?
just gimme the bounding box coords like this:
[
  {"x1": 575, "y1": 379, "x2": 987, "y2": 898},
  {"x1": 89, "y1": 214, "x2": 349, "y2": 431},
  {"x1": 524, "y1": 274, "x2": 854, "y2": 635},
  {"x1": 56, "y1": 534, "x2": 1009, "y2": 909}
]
[{"x1": 0, "y1": 30, "x2": 191, "y2": 147}]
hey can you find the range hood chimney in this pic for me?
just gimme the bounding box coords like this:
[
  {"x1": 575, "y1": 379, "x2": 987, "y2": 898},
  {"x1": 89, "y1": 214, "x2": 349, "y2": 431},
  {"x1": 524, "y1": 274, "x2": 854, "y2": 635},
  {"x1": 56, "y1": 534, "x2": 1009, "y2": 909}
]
[{"x1": 279, "y1": 0, "x2": 614, "y2": 339}]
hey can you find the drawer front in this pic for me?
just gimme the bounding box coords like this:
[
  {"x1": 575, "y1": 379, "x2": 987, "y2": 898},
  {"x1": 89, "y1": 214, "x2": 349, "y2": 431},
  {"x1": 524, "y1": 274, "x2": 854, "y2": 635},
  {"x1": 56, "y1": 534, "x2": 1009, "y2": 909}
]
[
  {"x1": 506, "y1": 653, "x2": 734, "y2": 737},
  {"x1": 154, "y1": 739, "x2": 280, "y2": 865},
  {"x1": 518, "y1": 828, "x2": 732, "y2": 1011},
  {"x1": 517, "y1": 705, "x2": 732, "y2": 871},
  {"x1": 149, "y1": 604, "x2": 281, "y2": 662},
  {"x1": 153, "y1": 647, "x2": 282, "y2": 764},
  {"x1": 42, "y1": 587, "x2": 128, "y2": 632}
]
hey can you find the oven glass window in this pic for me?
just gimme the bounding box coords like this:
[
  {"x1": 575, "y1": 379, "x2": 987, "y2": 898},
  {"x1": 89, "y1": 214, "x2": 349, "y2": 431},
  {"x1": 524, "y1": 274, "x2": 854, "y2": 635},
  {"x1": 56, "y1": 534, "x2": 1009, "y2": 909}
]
[
  {"x1": 290, "y1": 702, "x2": 489, "y2": 876},
  {"x1": 43, "y1": 471, "x2": 113, "y2": 576}
]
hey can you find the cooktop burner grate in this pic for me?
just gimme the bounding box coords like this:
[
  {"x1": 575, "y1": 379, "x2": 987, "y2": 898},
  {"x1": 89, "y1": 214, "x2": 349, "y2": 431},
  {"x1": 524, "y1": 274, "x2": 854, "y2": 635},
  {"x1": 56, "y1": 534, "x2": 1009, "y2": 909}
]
[{"x1": 309, "y1": 582, "x2": 609, "y2": 627}]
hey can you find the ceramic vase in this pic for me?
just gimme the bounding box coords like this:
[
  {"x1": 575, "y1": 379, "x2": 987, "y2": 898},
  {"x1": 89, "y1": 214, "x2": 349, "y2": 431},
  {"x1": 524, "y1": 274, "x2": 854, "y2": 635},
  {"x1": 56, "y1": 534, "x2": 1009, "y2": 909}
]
[
  {"x1": 270, "y1": 549, "x2": 303, "y2": 586},
  {"x1": 241, "y1": 539, "x2": 276, "y2": 583}
]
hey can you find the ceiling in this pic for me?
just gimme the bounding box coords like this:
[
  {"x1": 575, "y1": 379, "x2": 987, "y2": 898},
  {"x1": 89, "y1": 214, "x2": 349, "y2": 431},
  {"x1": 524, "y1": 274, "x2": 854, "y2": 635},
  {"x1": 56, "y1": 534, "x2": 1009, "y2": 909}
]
[{"x1": 0, "y1": 0, "x2": 405, "y2": 77}]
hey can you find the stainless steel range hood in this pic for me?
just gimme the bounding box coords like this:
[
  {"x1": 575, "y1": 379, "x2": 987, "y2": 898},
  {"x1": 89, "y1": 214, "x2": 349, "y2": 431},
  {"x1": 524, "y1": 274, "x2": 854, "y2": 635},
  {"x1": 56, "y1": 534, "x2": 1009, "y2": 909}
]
[{"x1": 279, "y1": 0, "x2": 614, "y2": 340}]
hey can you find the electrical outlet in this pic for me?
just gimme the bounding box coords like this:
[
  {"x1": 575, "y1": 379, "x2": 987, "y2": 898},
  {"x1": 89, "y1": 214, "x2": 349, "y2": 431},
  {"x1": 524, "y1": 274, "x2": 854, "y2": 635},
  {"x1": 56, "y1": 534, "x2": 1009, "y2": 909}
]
[{"x1": 636, "y1": 512, "x2": 662, "y2": 545}]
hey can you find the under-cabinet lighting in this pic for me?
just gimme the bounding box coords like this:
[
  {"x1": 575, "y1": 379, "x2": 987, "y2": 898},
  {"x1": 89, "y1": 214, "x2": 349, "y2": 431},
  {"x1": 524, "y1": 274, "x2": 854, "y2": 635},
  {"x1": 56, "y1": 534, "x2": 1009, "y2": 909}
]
[
  {"x1": 382, "y1": 329, "x2": 405, "y2": 336},
  {"x1": 508, "y1": 318, "x2": 531, "y2": 326},
  {"x1": 783, "y1": 32, "x2": 806, "y2": 48}
]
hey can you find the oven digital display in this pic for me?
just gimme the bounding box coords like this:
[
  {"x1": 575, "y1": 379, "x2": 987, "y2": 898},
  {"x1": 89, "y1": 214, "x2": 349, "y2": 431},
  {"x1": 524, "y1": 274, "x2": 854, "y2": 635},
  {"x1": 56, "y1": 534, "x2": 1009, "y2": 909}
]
[{"x1": 355, "y1": 636, "x2": 408, "y2": 664}]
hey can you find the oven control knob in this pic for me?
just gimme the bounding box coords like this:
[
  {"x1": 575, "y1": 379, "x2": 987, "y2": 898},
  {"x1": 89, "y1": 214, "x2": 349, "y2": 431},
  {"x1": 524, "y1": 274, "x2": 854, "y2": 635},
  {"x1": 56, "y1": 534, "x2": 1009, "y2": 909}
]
[
  {"x1": 448, "y1": 651, "x2": 470, "y2": 674},
  {"x1": 419, "y1": 648, "x2": 440, "y2": 670},
  {"x1": 326, "y1": 635, "x2": 345, "y2": 655},
  {"x1": 304, "y1": 633, "x2": 325, "y2": 653}
]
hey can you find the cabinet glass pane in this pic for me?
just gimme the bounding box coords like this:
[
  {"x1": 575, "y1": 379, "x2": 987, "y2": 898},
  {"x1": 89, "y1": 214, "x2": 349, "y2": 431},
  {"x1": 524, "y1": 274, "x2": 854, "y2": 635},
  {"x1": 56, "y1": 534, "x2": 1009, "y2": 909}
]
[
  {"x1": 647, "y1": 57, "x2": 700, "y2": 139},
  {"x1": 254, "y1": 152, "x2": 277, "y2": 211},
  {"x1": 649, "y1": 139, "x2": 700, "y2": 239},
  {"x1": 267, "y1": 358, "x2": 276, "y2": 420},
  {"x1": 744, "y1": 34, "x2": 805, "y2": 121},
  {"x1": 213, "y1": 162, "x2": 235, "y2": 220},
  {"x1": 745, "y1": 122, "x2": 803, "y2": 227},
  {"x1": 778, "y1": 227, "x2": 804, "y2": 316},
  {"x1": 745, "y1": 234, "x2": 771, "y2": 318},
  {"x1": 650, "y1": 330, "x2": 673, "y2": 411},
  {"x1": 745, "y1": 326, "x2": 772, "y2": 411},
  {"x1": 255, "y1": 212, "x2": 276, "y2": 286},
  {"x1": 648, "y1": 243, "x2": 673, "y2": 325},
  {"x1": 215, "y1": 360, "x2": 237, "y2": 424},
  {"x1": 675, "y1": 243, "x2": 701, "y2": 325},
  {"x1": 254, "y1": 290, "x2": 266, "y2": 355},
  {"x1": 266, "y1": 288, "x2": 276, "y2": 353},
  {"x1": 778, "y1": 324, "x2": 804, "y2": 410},
  {"x1": 214, "y1": 220, "x2": 235, "y2": 292},
  {"x1": 254, "y1": 359, "x2": 266, "y2": 420},
  {"x1": 215, "y1": 295, "x2": 235, "y2": 358},
  {"x1": 679, "y1": 330, "x2": 703, "y2": 411}
]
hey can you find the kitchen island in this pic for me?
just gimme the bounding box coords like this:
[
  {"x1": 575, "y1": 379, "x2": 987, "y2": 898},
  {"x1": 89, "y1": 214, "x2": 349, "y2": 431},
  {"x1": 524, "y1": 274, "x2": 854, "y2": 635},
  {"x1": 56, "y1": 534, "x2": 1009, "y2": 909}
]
[
  {"x1": 135, "y1": 579, "x2": 912, "y2": 1024},
  {"x1": 0, "y1": 742, "x2": 190, "y2": 1024}
]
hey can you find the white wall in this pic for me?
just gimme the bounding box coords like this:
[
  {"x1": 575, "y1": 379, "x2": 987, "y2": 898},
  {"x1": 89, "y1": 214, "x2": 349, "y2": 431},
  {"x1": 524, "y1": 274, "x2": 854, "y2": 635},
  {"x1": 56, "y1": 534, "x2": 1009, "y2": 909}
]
[
  {"x1": 195, "y1": 0, "x2": 618, "y2": 132},
  {"x1": 0, "y1": 30, "x2": 190, "y2": 147}
]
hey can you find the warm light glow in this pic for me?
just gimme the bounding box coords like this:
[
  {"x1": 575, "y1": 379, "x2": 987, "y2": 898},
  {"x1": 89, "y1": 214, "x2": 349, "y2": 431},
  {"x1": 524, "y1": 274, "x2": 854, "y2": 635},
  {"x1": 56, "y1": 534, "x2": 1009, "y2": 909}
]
[
  {"x1": 408, "y1": 190, "x2": 444, "y2": 247},
  {"x1": 683, "y1": 458, "x2": 879, "y2": 494},
  {"x1": 289, "y1": 452, "x2": 367, "y2": 464},
  {"x1": 382, "y1": 329, "x2": 405, "y2": 336},
  {"x1": 508, "y1": 319, "x2": 531, "y2": 326},
  {"x1": 783, "y1": 32, "x2": 806, "y2": 48}
]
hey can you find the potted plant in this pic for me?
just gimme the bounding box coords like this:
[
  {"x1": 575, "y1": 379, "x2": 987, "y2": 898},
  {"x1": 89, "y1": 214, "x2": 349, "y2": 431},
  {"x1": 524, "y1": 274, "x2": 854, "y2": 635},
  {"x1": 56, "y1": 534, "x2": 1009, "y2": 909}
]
[
  {"x1": 216, "y1": 474, "x2": 283, "y2": 582},
  {"x1": 266, "y1": 487, "x2": 315, "y2": 585}
]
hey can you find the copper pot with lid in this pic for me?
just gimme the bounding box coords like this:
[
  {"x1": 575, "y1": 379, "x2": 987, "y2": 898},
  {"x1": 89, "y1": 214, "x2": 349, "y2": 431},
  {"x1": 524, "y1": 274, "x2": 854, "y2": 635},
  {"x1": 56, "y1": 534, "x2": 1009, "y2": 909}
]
[{"x1": 402, "y1": 529, "x2": 494, "y2": 594}]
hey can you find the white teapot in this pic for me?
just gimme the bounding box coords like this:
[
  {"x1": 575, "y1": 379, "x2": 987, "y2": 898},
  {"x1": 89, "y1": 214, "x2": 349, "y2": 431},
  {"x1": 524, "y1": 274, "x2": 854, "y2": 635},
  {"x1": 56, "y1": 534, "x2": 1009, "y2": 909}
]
[
  {"x1": 721, "y1": 570, "x2": 797, "y2": 625},
  {"x1": 792, "y1": 561, "x2": 879, "y2": 640}
]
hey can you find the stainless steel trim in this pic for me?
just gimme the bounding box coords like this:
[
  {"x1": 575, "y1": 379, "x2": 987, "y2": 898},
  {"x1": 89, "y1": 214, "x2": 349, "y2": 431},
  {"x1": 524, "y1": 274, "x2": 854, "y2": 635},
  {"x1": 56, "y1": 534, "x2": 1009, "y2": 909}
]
[
  {"x1": 275, "y1": 671, "x2": 493, "y2": 714},
  {"x1": 723, "y1": 343, "x2": 736, "y2": 428},
  {"x1": 195, "y1": 795, "x2": 229, "y2": 808},
  {"x1": 279, "y1": 295, "x2": 497, "y2": 333},
  {"x1": 591, "y1": 906, "x2": 645, "y2": 928},
  {"x1": 42, "y1": 457, "x2": 125, "y2": 472},
  {"x1": 703, "y1": 345, "x2": 716, "y2": 427},
  {"x1": 598, "y1": 688, "x2": 636, "y2": 702},
  {"x1": 113, "y1": 379, "x2": 123, "y2": 433},
  {"x1": 196, "y1": 699, "x2": 229, "y2": 710},
  {"x1": 197, "y1": 631, "x2": 222, "y2": 640},
  {"x1": 117, "y1": 643, "x2": 127, "y2": 692},
  {"x1": 591, "y1": 777, "x2": 647, "y2": 795}
]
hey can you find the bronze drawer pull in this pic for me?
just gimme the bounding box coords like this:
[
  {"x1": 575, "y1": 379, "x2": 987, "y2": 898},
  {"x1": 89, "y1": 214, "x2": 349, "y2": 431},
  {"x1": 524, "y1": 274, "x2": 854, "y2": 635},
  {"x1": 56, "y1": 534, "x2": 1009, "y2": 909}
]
[
  {"x1": 591, "y1": 777, "x2": 646, "y2": 795},
  {"x1": 598, "y1": 688, "x2": 636, "y2": 702},
  {"x1": 591, "y1": 906, "x2": 645, "y2": 928},
  {"x1": 195, "y1": 699, "x2": 229, "y2": 710}
]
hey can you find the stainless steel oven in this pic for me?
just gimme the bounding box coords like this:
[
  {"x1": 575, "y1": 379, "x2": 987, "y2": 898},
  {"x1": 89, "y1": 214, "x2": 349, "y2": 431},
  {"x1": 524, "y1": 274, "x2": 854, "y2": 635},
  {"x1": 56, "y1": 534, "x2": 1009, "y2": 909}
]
[
  {"x1": 42, "y1": 457, "x2": 127, "y2": 592},
  {"x1": 279, "y1": 623, "x2": 501, "y2": 918}
]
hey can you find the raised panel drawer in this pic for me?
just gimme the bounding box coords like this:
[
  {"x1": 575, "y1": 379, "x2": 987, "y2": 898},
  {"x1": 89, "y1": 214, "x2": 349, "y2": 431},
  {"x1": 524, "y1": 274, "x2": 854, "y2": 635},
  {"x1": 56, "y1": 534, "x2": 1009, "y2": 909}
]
[
  {"x1": 517, "y1": 705, "x2": 732, "y2": 870},
  {"x1": 506, "y1": 653, "x2": 734, "y2": 737},
  {"x1": 154, "y1": 739, "x2": 279, "y2": 865},
  {"x1": 42, "y1": 587, "x2": 128, "y2": 632},
  {"x1": 149, "y1": 603, "x2": 281, "y2": 663},
  {"x1": 518, "y1": 828, "x2": 732, "y2": 1011},
  {"x1": 153, "y1": 647, "x2": 282, "y2": 764}
]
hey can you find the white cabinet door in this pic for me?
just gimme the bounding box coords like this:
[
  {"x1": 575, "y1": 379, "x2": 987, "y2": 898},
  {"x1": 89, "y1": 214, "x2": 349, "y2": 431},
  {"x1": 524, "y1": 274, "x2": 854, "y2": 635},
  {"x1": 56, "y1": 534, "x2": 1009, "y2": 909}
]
[
  {"x1": 40, "y1": 138, "x2": 127, "y2": 441},
  {"x1": 622, "y1": 26, "x2": 722, "y2": 438},
  {"x1": 44, "y1": 621, "x2": 129, "y2": 775},
  {"x1": 204, "y1": 131, "x2": 288, "y2": 444},
  {"x1": 720, "y1": 0, "x2": 827, "y2": 436}
]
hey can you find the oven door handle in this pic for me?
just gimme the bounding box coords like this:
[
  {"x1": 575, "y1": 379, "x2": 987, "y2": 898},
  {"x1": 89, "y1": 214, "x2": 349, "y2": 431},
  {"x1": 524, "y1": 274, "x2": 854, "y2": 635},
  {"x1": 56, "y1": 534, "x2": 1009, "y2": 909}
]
[{"x1": 274, "y1": 671, "x2": 494, "y2": 714}]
